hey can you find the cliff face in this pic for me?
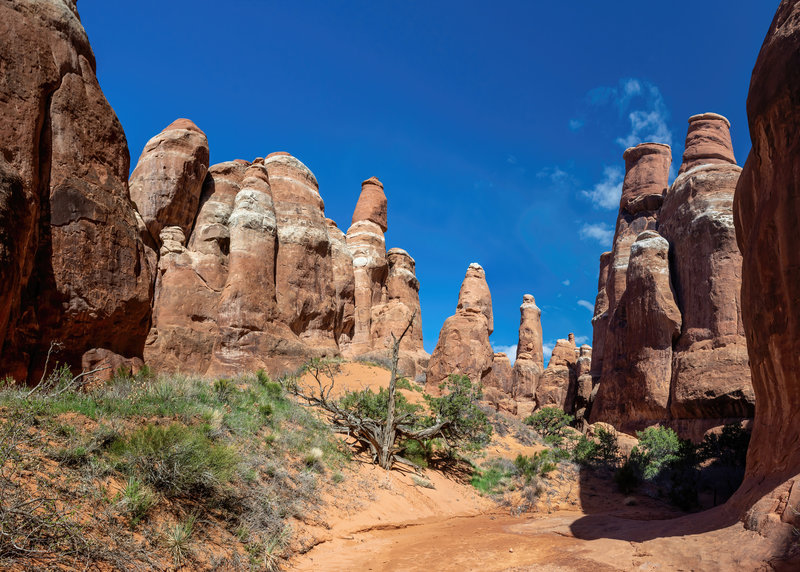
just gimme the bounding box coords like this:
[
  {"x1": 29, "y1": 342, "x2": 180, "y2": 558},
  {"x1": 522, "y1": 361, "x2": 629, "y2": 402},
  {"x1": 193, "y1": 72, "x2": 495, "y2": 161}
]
[
  {"x1": 730, "y1": 0, "x2": 800, "y2": 541},
  {"x1": 589, "y1": 118, "x2": 754, "y2": 440},
  {"x1": 0, "y1": 0, "x2": 154, "y2": 381}
]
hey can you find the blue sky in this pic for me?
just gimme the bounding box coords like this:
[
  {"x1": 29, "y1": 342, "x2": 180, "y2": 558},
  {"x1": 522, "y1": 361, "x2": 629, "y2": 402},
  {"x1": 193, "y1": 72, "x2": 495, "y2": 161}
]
[{"x1": 80, "y1": 1, "x2": 777, "y2": 363}]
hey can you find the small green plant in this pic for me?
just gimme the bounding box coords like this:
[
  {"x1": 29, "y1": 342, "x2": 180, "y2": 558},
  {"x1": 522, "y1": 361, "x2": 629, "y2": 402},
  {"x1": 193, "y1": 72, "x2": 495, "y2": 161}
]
[
  {"x1": 471, "y1": 461, "x2": 513, "y2": 494},
  {"x1": 514, "y1": 451, "x2": 557, "y2": 482},
  {"x1": 164, "y1": 514, "x2": 196, "y2": 566},
  {"x1": 116, "y1": 476, "x2": 158, "y2": 526},
  {"x1": 213, "y1": 377, "x2": 234, "y2": 397},
  {"x1": 412, "y1": 475, "x2": 435, "y2": 489},
  {"x1": 112, "y1": 424, "x2": 237, "y2": 498},
  {"x1": 571, "y1": 435, "x2": 598, "y2": 465},
  {"x1": 594, "y1": 427, "x2": 621, "y2": 466}
]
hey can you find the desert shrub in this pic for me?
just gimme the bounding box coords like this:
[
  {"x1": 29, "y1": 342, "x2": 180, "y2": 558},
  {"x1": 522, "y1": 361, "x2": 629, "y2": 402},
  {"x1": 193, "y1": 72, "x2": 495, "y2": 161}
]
[
  {"x1": 514, "y1": 451, "x2": 557, "y2": 482},
  {"x1": 630, "y1": 426, "x2": 683, "y2": 480},
  {"x1": 697, "y1": 422, "x2": 750, "y2": 466},
  {"x1": 164, "y1": 514, "x2": 196, "y2": 566},
  {"x1": 339, "y1": 386, "x2": 420, "y2": 421},
  {"x1": 471, "y1": 459, "x2": 515, "y2": 494},
  {"x1": 572, "y1": 435, "x2": 598, "y2": 465},
  {"x1": 594, "y1": 427, "x2": 621, "y2": 466},
  {"x1": 425, "y1": 374, "x2": 492, "y2": 448},
  {"x1": 112, "y1": 424, "x2": 237, "y2": 498},
  {"x1": 524, "y1": 407, "x2": 573, "y2": 445}
]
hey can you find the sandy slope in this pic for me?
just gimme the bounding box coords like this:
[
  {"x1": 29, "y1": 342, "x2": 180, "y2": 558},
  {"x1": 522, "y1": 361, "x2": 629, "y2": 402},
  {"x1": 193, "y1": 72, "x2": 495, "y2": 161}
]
[{"x1": 289, "y1": 363, "x2": 783, "y2": 571}]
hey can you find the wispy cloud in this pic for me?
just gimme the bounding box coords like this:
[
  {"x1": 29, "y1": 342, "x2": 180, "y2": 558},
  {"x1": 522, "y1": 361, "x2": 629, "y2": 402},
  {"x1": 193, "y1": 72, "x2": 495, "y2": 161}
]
[
  {"x1": 579, "y1": 223, "x2": 614, "y2": 246},
  {"x1": 562, "y1": 279, "x2": 571, "y2": 286},
  {"x1": 536, "y1": 166, "x2": 573, "y2": 186},
  {"x1": 507, "y1": 154, "x2": 518, "y2": 165},
  {"x1": 494, "y1": 344, "x2": 517, "y2": 365},
  {"x1": 585, "y1": 78, "x2": 673, "y2": 149},
  {"x1": 575, "y1": 335, "x2": 590, "y2": 345},
  {"x1": 577, "y1": 299, "x2": 595, "y2": 313},
  {"x1": 581, "y1": 165, "x2": 623, "y2": 209},
  {"x1": 569, "y1": 118, "x2": 584, "y2": 131}
]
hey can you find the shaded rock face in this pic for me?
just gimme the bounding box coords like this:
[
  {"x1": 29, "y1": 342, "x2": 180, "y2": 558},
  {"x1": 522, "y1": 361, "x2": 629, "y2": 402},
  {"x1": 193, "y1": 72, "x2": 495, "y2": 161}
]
[
  {"x1": 731, "y1": 0, "x2": 800, "y2": 539},
  {"x1": 0, "y1": 0, "x2": 153, "y2": 380},
  {"x1": 659, "y1": 120, "x2": 754, "y2": 422},
  {"x1": 591, "y1": 231, "x2": 681, "y2": 431},
  {"x1": 536, "y1": 336, "x2": 579, "y2": 412},
  {"x1": 325, "y1": 219, "x2": 356, "y2": 349},
  {"x1": 484, "y1": 352, "x2": 513, "y2": 395},
  {"x1": 589, "y1": 252, "x2": 612, "y2": 382},
  {"x1": 129, "y1": 119, "x2": 210, "y2": 244},
  {"x1": 426, "y1": 264, "x2": 494, "y2": 390}
]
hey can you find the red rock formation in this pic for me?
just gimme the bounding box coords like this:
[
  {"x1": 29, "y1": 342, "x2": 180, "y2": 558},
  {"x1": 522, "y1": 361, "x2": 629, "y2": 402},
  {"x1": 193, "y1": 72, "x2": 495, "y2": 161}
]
[
  {"x1": 351, "y1": 177, "x2": 388, "y2": 232},
  {"x1": 660, "y1": 114, "x2": 754, "y2": 426},
  {"x1": 591, "y1": 231, "x2": 681, "y2": 432},
  {"x1": 678, "y1": 113, "x2": 737, "y2": 175},
  {"x1": 129, "y1": 119, "x2": 210, "y2": 244},
  {"x1": 589, "y1": 252, "x2": 612, "y2": 382},
  {"x1": 484, "y1": 352, "x2": 514, "y2": 395},
  {"x1": 731, "y1": 0, "x2": 800, "y2": 540},
  {"x1": 536, "y1": 335, "x2": 578, "y2": 411},
  {"x1": 144, "y1": 162, "x2": 243, "y2": 374},
  {"x1": 325, "y1": 219, "x2": 356, "y2": 349},
  {"x1": 265, "y1": 153, "x2": 337, "y2": 352},
  {"x1": 426, "y1": 264, "x2": 494, "y2": 390},
  {"x1": 0, "y1": 0, "x2": 153, "y2": 380},
  {"x1": 511, "y1": 294, "x2": 544, "y2": 401},
  {"x1": 369, "y1": 248, "x2": 429, "y2": 377},
  {"x1": 346, "y1": 181, "x2": 389, "y2": 355}
]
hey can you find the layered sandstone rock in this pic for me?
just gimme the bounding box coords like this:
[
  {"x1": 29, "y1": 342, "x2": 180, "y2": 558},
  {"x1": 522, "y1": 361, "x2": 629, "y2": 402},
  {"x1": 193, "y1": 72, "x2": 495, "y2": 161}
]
[
  {"x1": 351, "y1": 176, "x2": 388, "y2": 232},
  {"x1": 659, "y1": 114, "x2": 754, "y2": 425},
  {"x1": 426, "y1": 264, "x2": 494, "y2": 390},
  {"x1": 144, "y1": 162, "x2": 245, "y2": 374},
  {"x1": 731, "y1": 0, "x2": 800, "y2": 539},
  {"x1": 0, "y1": 0, "x2": 153, "y2": 379},
  {"x1": 129, "y1": 119, "x2": 210, "y2": 244},
  {"x1": 591, "y1": 231, "x2": 681, "y2": 431},
  {"x1": 346, "y1": 180, "x2": 389, "y2": 355},
  {"x1": 265, "y1": 152, "x2": 336, "y2": 351},
  {"x1": 326, "y1": 219, "x2": 356, "y2": 350},
  {"x1": 368, "y1": 248, "x2": 428, "y2": 376}
]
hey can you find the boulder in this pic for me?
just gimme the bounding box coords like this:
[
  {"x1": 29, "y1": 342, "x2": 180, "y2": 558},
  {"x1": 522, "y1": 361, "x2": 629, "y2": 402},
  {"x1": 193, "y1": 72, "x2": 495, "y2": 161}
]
[
  {"x1": 730, "y1": 0, "x2": 800, "y2": 540},
  {"x1": 129, "y1": 118, "x2": 210, "y2": 244},
  {"x1": 0, "y1": 0, "x2": 153, "y2": 380},
  {"x1": 81, "y1": 348, "x2": 144, "y2": 384}
]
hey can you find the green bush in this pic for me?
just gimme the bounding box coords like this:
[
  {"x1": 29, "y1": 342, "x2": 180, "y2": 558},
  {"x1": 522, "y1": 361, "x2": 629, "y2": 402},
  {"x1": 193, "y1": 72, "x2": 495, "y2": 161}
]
[
  {"x1": 630, "y1": 426, "x2": 683, "y2": 480},
  {"x1": 571, "y1": 435, "x2": 598, "y2": 465},
  {"x1": 112, "y1": 424, "x2": 237, "y2": 498},
  {"x1": 426, "y1": 375, "x2": 492, "y2": 448},
  {"x1": 514, "y1": 451, "x2": 557, "y2": 482},
  {"x1": 524, "y1": 407, "x2": 573, "y2": 445},
  {"x1": 471, "y1": 459, "x2": 514, "y2": 494},
  {"x1": 339, "y1": 387, "x2": 420, "y2": 421}
]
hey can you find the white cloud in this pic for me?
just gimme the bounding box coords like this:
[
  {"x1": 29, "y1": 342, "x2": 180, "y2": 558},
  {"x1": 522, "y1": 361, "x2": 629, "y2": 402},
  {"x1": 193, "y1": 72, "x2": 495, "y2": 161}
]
[
  {"x1": 494, "y1": 344, "x2": 517, "y2": 365},
  {"x1": 579, "y1": 222, "x2": 614, "y2": 246},
  {"x1": 562, "y1": 279, "x2": 571, "y2": 286},
  {"x1": 543, "y1": 342, "x2": 555, "y2": 366},
  {"x1": 615, "y1": 82, "x2": 673, "y2": 149},
  {"x1": 581, "y1": 165, "x2": 623, "y2": 209},
  {"x1": 569, "y1": 118, "x2": 584, "y2": 131},
  {"x1": 507, "y1": 154, "x2": 518, "y2": 165},
  {"x1": 577, "y1": 299, "x2": 595, "y2": 313},
  {"x1": 575, "y1": 335, "x2": 590, "y2": 345}
]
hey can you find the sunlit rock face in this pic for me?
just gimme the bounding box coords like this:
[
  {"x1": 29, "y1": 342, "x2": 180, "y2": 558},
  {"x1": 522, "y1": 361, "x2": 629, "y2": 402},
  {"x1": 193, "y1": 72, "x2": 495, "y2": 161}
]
[
  {"x1": 730, "y1": 0, "x2": 800, "y2": 541},
  {"x1": 0, "y1": 0, "x2": 153, "y2": 381},
  {"x1": 660, "y1": 113, "x2": 753, "y2": 429},
  {"x1": 426, "y1": 264, "x2": 494, "y2": 392}
]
